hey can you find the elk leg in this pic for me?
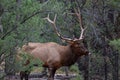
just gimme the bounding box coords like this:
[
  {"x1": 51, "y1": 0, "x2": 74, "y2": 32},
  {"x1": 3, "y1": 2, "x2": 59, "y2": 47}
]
[
  {"x1": 48, "y1": 67, "x2": 56, "y2": 80},
  {"x1": 24, "y1": 73, "x2": 29, "y2": 80},
  {"x1": 42, "y1": 67, "x2": 47, "y2": 75},
  {"x1": 20, "y1": 71, "x2": 24, "y2": 80},
  {"x1": 20, "y1": 76, "x2": 23, "y2": 80},
  {"x1": 42, "y1": 64, "x2": 48, "y2": 76},
  {"x1": 20, "y1": 71, "x2": 30, "y2": 80},
  {"x1": 24, "y1": 76, "x2": 28, "y2": 80},
  {"x1": 64, "y1": 67, "x2": 69, "y2": 76},
  {"x1": 24, "y1": 71, "x2": 30, "y2": 80}
]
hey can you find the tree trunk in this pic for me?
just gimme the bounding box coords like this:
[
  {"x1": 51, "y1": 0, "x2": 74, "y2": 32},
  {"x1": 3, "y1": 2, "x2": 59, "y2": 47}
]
[
  {"x1": 0, "y1": 4, "x2": 4, "y2": 16},
  {"x1": 103, "y1": 47, "x2": 108, "y2": 80},
  {"x1": 83, "y1": 56, "x2": 89, "y2": 80},
  {"x1": 112, "y1": 51, "x2": 119, "y2": 80},
  {"x1": 103, "y1": 56, "x2": 107, "y2": 80},
  {"x1": 107, "y1": 9, "x2": 119, "y2": 80}
]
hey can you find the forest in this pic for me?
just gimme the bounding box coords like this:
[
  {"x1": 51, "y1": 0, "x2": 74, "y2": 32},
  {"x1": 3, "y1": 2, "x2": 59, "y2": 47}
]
[{"x1": 0, "y1": 0, "x2": 120, "y2": 80}]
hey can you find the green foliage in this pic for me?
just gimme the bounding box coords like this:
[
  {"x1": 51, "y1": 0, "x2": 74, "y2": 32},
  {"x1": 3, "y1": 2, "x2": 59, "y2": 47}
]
[
  {"x1": 15, "y1": 51, "x2": 43, "y2": 72},
  {"x1": 73, "y1": 74, "x2": 84, "y2": 80},
  {"x1": 70, "y1": 64, "x2": 84, "y2": 80},
  {"x1": 0, "y1": 72, "x2": 5, "y2": 80},
  {"x1": 0, "y1": 39, "x2": 4, "y2": 49},
  {"x1": 109, "y1": 39, "x2": 120, "y2": 52},
  {"x1": 107, "y1": 0, "x2": 120, "y2": 9},
  {"x1": 70, "y1": 64, "x2": 79, "y2": 73}
]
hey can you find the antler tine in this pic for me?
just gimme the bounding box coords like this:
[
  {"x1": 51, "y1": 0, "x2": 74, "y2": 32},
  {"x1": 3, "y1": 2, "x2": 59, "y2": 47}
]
[
  {"x1": 44, "y1": 14, "x2": 72, "y2": 41},
  {"x1": 74, "y1": 8, "x2": 87, "y2": 40},
  {"x1": 44, "y1": 14, "x2": 55, "y2": 24}
]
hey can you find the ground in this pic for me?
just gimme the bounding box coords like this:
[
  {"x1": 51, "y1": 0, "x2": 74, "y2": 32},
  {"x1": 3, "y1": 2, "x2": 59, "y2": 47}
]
[{"x1": 4, "y1": 73, "x2": 77, "y2": 80}]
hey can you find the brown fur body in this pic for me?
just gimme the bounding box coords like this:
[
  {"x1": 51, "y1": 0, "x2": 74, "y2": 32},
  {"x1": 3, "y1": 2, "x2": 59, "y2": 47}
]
[{"x1": 22, "y1": 42, "x2": 88, "y2": 80}]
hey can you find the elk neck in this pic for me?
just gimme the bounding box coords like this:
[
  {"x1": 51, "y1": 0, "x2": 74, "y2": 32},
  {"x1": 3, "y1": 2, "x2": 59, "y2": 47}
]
[{"x1": 60, "y1": 45, "x2": 80, "y2": 66}]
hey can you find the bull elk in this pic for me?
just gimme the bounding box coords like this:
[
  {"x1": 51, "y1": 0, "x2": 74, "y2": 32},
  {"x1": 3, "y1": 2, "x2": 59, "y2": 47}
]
[{"x1": 21, "y1": 9, "x2": 89, "y2": 80}]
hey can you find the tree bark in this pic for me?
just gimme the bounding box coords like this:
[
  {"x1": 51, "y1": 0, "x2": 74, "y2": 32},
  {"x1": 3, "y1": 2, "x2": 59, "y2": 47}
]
[
  {"x1": 112, "y1": 51, "x2": 119, "y2": 80},
  {"x1": 83, "y1": 56, "x2": 89, "y2": 80},
  {"x1": 107, "y1": 8, "x2": 119, "y2": 80},
  {"x1": 103, "y1": 53, "x2": 108, "y2": 80}
]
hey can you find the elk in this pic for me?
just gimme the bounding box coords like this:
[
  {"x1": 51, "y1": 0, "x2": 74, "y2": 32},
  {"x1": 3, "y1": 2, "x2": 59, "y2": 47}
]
[{"x1": 21, "y1": 9, "x2": 89, "y2": 80}]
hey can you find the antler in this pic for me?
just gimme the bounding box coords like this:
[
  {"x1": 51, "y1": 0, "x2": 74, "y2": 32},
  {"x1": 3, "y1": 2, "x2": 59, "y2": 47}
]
[
  {"x1": 44, "y1": 14, "x2": 72, "y2": 41},
  {"x1": 74, "y1": 8, "x2": 87, "y2": 40}
]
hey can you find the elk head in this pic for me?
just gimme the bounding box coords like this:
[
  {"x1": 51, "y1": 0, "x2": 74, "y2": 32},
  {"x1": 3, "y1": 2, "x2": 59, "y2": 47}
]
[{"x1": 44, "y1": 8, "x2": 89, "y2": 56}]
